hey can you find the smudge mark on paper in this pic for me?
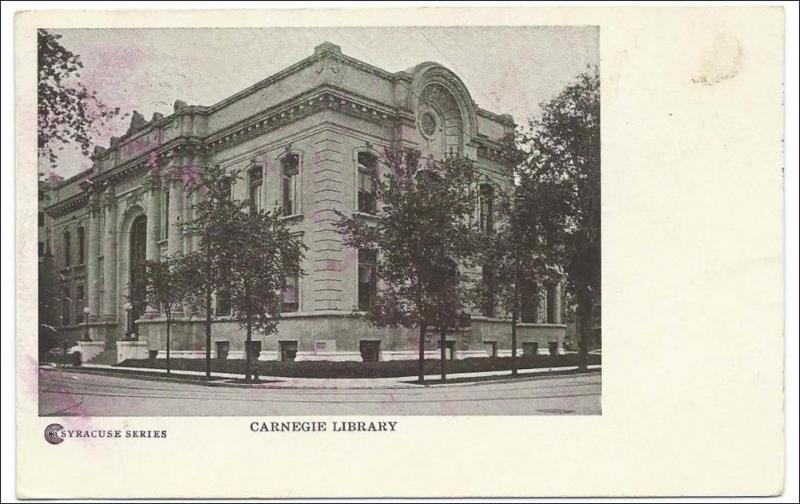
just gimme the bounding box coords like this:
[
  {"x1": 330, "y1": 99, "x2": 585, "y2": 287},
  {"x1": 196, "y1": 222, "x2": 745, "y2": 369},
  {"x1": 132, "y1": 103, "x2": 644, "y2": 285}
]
[{"x1": 691, "y1": 32, "x2": 744, "y2": 86}]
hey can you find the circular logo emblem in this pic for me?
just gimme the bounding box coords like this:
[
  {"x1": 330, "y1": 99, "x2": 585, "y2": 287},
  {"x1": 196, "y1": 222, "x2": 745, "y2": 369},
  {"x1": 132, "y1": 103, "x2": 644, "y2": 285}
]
[{"x1": 44, "y1": 423, "x2": 64, "y2": 445}]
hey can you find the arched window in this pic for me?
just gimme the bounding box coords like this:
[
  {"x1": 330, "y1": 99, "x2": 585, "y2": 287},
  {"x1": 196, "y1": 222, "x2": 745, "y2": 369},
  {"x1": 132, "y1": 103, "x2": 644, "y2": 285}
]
[
  {"x1": 546, "y1": 285, "x2": 557, "y2": 324},
  {"x1": 129, "y1": 216, "x2": 148, "y2": 322},
  {"x1": 77, "y1": 226, "x2": 85, "y2": 265},
  {"x1": 63, "y1": 230, "x2": 71, "y2": 266},
  {"x1": 281, "y1": 153, "x2": 300, "y2": 216},
  {"x1": 357, "y1": 151, "x2": 378, "y2": 213}
]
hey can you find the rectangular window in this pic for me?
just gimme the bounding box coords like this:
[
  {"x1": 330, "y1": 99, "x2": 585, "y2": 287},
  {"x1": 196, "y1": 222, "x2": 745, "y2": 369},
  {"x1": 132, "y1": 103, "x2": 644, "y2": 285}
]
[
  {"x1": 279, "y1": 341, "x2": 298, "y2": 362},
  {"x1": 481, "y1": 265, "x2": 496, "y2": 317},
  {"x1": 249, "y1": 165, "x2": 264, "y2": 212},
  {"x1": 162, "y1": 188, "x2": 170, "y2": 240},
  {"x1": 281, "y1": 154, "x2": 299, "y2": 216},
  {"x1": 63, "y1": 231, "x2": 71, "y2": 267},
  {"x1": 520, "y1": 279, "x2": 538, "y2": 323},
  {"x1": 357, "y1": 152, "x2": 377, "y2": 213},
  {"x1": 281, "y1": 275, "x2": 299, "y2": 313},
  {"x1": 546, "y1": 285, "x2": 557, "y2": 324},
  {"x1": 221, "y1": 176, "x2": 232, "y2": 202},
  {"x1": 38, "y1": 212, "x2": 44, "y2": 227},
  {"x1": 522, "y1": 342, "x2": 539, "y2": 356},
  {"x1": 479, "y1": 184, "x2": 494, "y2": 234},
  {"x1": 358, "y1": 249, "x2": 377, "y2": 311},
  {"x1": 359, "y1": 340, "x2": 381, "y2": 362},
  {"x1": 61, "y1": 287, "x2": 71, "y2": 326},
  {"x1": 77, "y1": 227, "x2": 85, "y2": 265}
]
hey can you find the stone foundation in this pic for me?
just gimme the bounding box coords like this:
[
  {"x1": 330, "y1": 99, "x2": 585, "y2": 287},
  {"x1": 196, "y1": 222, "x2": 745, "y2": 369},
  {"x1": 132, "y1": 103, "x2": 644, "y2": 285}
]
[
  {"x1": 127, "y1": 313, "x2": 566, "y2": 362},
  {"x1": 117, "y1": 340, "x2": 150, "y2": 362}
]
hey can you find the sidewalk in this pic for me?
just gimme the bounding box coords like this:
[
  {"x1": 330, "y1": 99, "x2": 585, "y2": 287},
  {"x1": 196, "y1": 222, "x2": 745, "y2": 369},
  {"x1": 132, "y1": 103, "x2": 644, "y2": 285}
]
[{"x1": 59, "y1": 362, "x2": 602, "y2": 389}]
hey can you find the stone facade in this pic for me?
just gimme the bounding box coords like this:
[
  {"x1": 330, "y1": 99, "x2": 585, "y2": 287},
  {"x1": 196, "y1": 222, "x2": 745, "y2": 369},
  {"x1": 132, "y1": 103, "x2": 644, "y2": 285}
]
[{"x1": 43, "y1": 42, "x2": 566, "y2": 362}]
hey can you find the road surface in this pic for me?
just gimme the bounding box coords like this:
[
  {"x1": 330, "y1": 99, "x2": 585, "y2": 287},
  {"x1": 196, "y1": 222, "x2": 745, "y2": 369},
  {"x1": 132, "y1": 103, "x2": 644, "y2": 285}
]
[{"x1": 39, "y1": 368, "x2": 601, "y2": 416}]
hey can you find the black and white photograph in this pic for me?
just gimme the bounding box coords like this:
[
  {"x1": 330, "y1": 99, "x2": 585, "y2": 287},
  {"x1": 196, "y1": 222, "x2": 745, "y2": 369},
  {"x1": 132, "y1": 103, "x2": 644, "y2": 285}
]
[
  {"x1": 36, "y1": 26, "x2": 601, "y2": 417},
  {"x1": 6, "y1": 4, "x2": 793, "y2": 501}
]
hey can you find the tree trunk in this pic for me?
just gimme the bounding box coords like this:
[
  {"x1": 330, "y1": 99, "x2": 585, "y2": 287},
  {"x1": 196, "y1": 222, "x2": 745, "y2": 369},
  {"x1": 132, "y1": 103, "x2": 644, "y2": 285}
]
[
  {"x1": 439, "y1": 325, "x2": 447, "y2": 382},
  {"x1": 511, "y1": 280, "x2": 519, "y2": 377},
  {"x1": 245, "y1": 313, "x2": 253, "y2": 383},
  {"x1": 577, "y1": 286, "x2": 592, "y2": 371},
  {"x1": 418, "y1": 323, "x2": 427, "y2": 384},
  {"x1": 205, "y1": 246, "x2": 212, "y2": 379},
  {"x1": 165, "y1": 309, "x2": 171, "y2": 375}
]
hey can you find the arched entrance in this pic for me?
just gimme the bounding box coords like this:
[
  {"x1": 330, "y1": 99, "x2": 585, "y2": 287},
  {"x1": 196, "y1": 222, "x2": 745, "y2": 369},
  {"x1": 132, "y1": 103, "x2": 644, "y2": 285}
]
[{"x1": 129, "y1": 215, "x2": 148, "y2": 324}]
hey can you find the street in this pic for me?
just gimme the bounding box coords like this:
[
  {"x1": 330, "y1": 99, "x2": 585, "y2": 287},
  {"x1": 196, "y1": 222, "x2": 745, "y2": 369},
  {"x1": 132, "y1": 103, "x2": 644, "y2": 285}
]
[{"x1": 39, "y1": 368, "x2": 601, "y2": 416}]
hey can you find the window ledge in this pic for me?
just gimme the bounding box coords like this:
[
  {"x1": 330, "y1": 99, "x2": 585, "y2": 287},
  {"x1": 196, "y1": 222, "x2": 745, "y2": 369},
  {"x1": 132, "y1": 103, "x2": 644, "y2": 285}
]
[
  {"x1": 279, "y1": 213, "x2": 304, "y2": 223},
  {"x1": 353, "y1": 211, "x2": 379, "y2": 220},
  {"x1": 60, "y1": 264, "x2": 86, "y2": 273}
]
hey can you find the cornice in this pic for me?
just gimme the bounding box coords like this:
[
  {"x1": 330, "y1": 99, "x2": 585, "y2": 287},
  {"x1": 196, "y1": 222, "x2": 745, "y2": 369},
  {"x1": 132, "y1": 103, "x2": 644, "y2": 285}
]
[
  {"x1": 46, "y1": 193, "x2": 89, "y2": 217},
  {"x1": 205, "y1": 86, "x2": 401, "y2": 154}
]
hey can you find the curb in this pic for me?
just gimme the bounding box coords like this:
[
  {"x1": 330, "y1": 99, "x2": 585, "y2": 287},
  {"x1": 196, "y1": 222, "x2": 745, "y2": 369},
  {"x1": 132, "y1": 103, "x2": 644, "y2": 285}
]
[{"x1": 41, "y1": 363, "x2": 601, "y2": 389}]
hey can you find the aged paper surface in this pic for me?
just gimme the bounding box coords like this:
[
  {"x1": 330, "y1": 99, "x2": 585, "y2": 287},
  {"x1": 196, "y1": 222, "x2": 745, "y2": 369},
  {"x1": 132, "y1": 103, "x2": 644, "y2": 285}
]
[{"x1": 15, "y1": 6, "x2": 784, "y2": 498}]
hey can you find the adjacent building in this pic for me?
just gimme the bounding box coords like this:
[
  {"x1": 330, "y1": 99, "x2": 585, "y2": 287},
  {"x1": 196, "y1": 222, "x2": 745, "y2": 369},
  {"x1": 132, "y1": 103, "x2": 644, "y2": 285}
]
[{"x1": 43, "y1": 42, "x2": 566, "y2": 363}]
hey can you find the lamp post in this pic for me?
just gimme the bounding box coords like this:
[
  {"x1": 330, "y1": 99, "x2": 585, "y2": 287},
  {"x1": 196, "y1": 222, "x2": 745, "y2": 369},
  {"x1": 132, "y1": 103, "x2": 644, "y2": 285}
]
[
  {"x1": 81, "y1": 306, "x2": 91, "y2": 342},
  {"x1": 124, "y1": 302, "x2": 133, "y2": 340}
]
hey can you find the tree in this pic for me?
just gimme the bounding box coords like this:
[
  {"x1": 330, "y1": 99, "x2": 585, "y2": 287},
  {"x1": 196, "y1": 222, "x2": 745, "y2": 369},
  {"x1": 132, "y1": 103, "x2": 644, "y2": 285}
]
[
  {"x1": 38, "y1": 29, "x2": 122, "y2": 169},
  {"x1": 144, "y1": 256, "x2": 185, "y2": 375},
  {"x1": 518, "y1": 68, "x2": 600, "y2": 371},
  {"x1": 177, "y1": 165, "x2": 239, "y2": 379},
  {"x1": 336, "y1": 149, "x2": 481, "y2": 383},
  {"x1": 476, "y1": 134, "x2": 571, "y2": 376},
  {"x1": 227, "y1": 206, "x2": 305, "y2": 382},
  {"x1": 38, "y1": 246, "x2": 60, "y2": 356}
]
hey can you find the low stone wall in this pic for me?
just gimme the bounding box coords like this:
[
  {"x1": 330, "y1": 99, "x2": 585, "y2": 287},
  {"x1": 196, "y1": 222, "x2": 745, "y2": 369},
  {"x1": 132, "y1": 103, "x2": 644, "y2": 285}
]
[
  {"x1": 117, "y1": 340, "x2": 150, "y2": 362},
  {"x1": 132, "y1": 312, "x2": 567, "y2": 362}
]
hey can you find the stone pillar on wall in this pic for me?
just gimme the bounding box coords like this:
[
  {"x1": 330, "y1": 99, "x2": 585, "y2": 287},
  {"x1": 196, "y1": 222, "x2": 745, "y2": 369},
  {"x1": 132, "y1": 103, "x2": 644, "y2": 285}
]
[
  {"x1": 166, "y1": 164, "x2": 185, "y2": 316},
  {"x1": 101, "y1": 189, "x2": 118, "y2": 320},
  {"x1": 167, "y1": 172, "x2": 184, "y2": 258},
  {"x1": 309, "y1": 132, "x2": 347, "y2": 311},
  {"x1": 144, "y1": 174, "x2": 161, "y2": 316},
  {"x1": 86, "y1": 194, "x2": 102, "y2": 321},
  {"x1": 556, "y1": 283, "x2": 564, "y2": 324}
]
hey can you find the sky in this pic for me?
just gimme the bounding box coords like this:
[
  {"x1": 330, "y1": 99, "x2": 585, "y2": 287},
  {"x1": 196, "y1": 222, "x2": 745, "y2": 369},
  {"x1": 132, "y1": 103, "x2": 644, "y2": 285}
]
[{"x1": 48, "y1": 26, "x2": 598, "y2": 177}]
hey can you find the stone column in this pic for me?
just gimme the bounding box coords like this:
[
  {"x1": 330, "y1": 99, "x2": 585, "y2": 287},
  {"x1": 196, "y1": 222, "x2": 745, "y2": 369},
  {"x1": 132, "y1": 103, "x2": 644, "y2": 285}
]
[
  {"x1": 167, "y1": 175, "x2": 184, "y2": 257},
  {"x1": 86, "y1": 195, "x2": 102, "y2": 321},
  {"x1": 144, "y1": 175, "x2": 161, "y2": 316},
  {"x1": 101, "y1": 190, "x2": 118, "y2": 320}
]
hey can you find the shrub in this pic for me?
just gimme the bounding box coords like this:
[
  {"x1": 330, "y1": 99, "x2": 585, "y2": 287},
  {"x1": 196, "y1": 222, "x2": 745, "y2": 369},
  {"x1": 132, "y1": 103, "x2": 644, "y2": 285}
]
[{"x1": 118, "y1": 354, "x2": 601, "y2": 379}]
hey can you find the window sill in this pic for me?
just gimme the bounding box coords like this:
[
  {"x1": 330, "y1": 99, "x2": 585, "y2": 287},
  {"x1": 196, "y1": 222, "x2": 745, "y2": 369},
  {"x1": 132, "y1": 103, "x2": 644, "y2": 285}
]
[
  {"x1": 60, "y1": 264, "x2": 86, "y2": 273},
  {"x1": 353, "y1": 211, "x2": 379, "y2": 220},
  {"x1": 279, "y1": 214, "x2": 304, "y2": 223}
]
